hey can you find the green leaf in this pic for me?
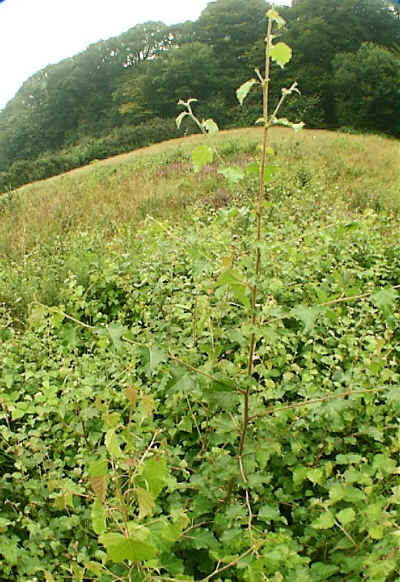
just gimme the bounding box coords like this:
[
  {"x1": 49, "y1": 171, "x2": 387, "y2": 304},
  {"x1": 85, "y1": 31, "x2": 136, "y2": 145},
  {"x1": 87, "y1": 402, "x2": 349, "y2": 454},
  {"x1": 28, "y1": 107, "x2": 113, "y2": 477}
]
[
  {"x1": 307, "y1": 467, "x2": 324, "y2": 485},
  {"x1": 141, "y1": 456, "x2": 167, "y2": 498},
  {"x1": 149, "y1": 346, "x2": 167, "y2": 372},
  {"x1": 218, "y1": 166, "x2": 245, "y2": 185},
  {"x1": 192, "y1": 145, "x2": 213, "y2": 173},
  {"x1": 267, "y1": 8, "x2": 286, "y2": 28},
  {"x1": 86, "y1": 562, "x2": 103, "y2": 576},
  {"x1": 105, "y1": 429, "x2": 122, "y2": 458},
  {"x1": 371, "y1": 287, "x2": 397, "y2": 319},
  {"x1": 258, "y1": 504, "x2": 280, "y2": 523},
  {"x1": 246, "y1": 161, "x2": 260, "y2": 177},
  {"x1": 141, "y1": 394, "x2": 154, "y2": 418},
  {"x1": 100, "y1": 529, "x2": 157, "y2": 563},
  {"x1": 336, "y1": 507, "x2": 355, "y2": 525},
  {"x1": 216, "y1": 269, "x2": 250, "y2": 308},
  {"x1": 136, "y1": 487, "x2": 155, "y2": 519},
  {"x1": 106, "y1": 323, "x2": 127, "y2": 350},
  {"x1": 236, "y1": 78, "x2": 257, "y2": 106},
  {"x1": 290, "y1": 304, "x2": 319, "y2": 333},
  {"x1": 264, "y1": 164, "x2": 279, "y2": 182},
  {"x1": 176, "y1": 111, "x2": 188, "y2": 129},
  {"x1": 372, "y1": 453, "x2": 397, "y2": 475},
  {"x1": 202, "y1": 118, "x2": 219, "y2": 135},
  {"x1": 270, "y1": 42, "x2": 292, "y2": 68},
  {"x1": 368, "y1": 524, "x2": 384, "y2": 540},
  {"x1": 91, "y1": 499, "x2": 106, "y2": 535},
  {"x1": 125, "y1": 386, "x2": 139, "y2": 407},
  {"x1": 89, "y1": 459, "x2": 108, "y2": 478},
  {"x1": 312, "y1": 512, "x2": 335, "y2": 529}
]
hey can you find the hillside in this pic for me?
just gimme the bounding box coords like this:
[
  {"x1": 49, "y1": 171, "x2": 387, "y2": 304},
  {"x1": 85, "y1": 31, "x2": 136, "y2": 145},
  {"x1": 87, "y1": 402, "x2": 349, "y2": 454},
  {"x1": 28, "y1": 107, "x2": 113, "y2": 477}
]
[
  {"x1": 1, "y1": 0, "x2": 399, "y2": 192},
  {"x1": 1, "y1": 126, "x2": 400, "y2": 581}
]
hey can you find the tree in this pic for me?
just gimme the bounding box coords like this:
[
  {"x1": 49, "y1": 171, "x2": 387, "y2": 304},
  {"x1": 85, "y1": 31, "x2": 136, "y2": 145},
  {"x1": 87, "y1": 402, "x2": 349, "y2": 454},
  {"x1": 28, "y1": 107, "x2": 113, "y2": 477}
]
[
  {"x1": 115, "y1": 43, "x2": 219, "y2": 121},
  {"x1": 196, "y1": 0, "x2": 269, "y2": 104},
  {"x1": 333, "y1": 42, "x2": 400, "y2": 134},
  {"x1": 281, "y1": 0, "x2": 400, "y2": 125}
]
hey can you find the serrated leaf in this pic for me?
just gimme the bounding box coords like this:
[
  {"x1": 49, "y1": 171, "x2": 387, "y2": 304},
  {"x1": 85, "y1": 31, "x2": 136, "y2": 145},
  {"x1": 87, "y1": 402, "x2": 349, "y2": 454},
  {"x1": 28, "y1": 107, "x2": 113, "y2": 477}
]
[
  {"x1": 106, "y1": 323, "x2": 127, "y2": 350},
  {"x1": 312, "y1": 512, "x2": 335, "y2": 529},
  {"x1": 141, "y1": 456, "x2": 167, "y2": 498},
  {"x1": 125, "y1": 386, "x2": 138, "y2": 407},
  {"x1": 218, "y1": 166, "x2": 245, "y2": 185},
  {"x1": 100, "y1": 530, "x2": 157, "y2": 563},
  {"x1": 307, "y1": 467, "x2": 324, "y2": 485},
  {"x1": 141, "y1": 394, "x2": 154, "y2": 417},
  {"x1": 246, "y1": 161, "x2": 260, "y2": 177},
  {"x1": 202, "y1": 118, "x2": 219, "y2": 135},
  {"x1": 258, "y1": 504, "x2": 280, "y2": 522},
  {"x1": 290, "y1": 304, "x2": 319, "y2": 333},
  {"x1": 264, "y1": 164, "x2": 279, "y2": 182},
  {"x1": 91, "y1": 476, "x2": 107, "y2": 502},
  {"x1": 149, "y1": 346, "x2": 167, "y2": 372},
  {"x1": 270, "y1": 42, "x2": 292, "y2": 68},
  {"x1": 267, "y1": 8, "x2": 286, "y2": 28},
  {"x1": 176, "y1": 111, "x2": 188, "y2": 129},
  {"x1": 216, "y1": 269, "x2": 250, "y2": 308},
  {"x1": 192, "y1": 145, "x2": 213, "y2": 173},
  {"x1": 105, "y1": 429, "x2": 122, "y2": 458},
  {"x1": 136, "y1": 487, "x2": 155, "y2": 518},
  {"x1": 91, "y1": 499, "x2": 106, "y2": 535},
  {"x1": 236, "y1": 78, "x2": 257, "y2": 106},
  {"x1": 336, "y1": 507, "x2": 355, "y2": 525},
  {"x1": 371, "y1": 287, "x2": 397, "y2": 319},
  {"x1": 86, "y1": 561, "x2": 103, "y2": 576},
  {"x1": 369, "y1": 524, "x2": 384, "y2": 539},
  {"x1": 89, "y1": 459, "x2": 108, "y2": 478}
]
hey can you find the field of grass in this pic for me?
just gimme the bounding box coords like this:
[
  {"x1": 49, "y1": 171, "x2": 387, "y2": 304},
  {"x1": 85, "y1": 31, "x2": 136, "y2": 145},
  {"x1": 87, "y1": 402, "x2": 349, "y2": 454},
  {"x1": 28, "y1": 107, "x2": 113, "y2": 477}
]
[{"x1": 1, "y1": 127, "x2": 400, "y2": 581}]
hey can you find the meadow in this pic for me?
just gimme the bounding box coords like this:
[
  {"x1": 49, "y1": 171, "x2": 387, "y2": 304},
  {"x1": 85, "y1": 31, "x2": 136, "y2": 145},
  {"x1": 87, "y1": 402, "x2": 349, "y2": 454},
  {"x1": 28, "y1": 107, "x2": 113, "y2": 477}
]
[{"x1": 1, "y1": 126, "x2": 400, "y2": 581}]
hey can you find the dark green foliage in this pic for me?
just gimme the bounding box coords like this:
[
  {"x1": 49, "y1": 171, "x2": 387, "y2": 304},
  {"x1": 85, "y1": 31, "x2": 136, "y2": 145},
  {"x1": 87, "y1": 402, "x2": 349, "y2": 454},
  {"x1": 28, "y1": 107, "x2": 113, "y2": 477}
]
[
  {"x1": 333, "y1": 42, "x2": 400, "y2": 135},
  {"x1": 0, "y1": 118, "x2": 184, "y2": 192}
]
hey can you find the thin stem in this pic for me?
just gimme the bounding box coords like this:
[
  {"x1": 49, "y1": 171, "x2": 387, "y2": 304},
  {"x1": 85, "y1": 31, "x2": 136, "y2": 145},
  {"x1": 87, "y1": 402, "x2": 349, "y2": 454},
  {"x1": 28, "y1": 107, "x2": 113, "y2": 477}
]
[
  {"x1": 248, "y1": 386, "x2": 387, "y2": 421},
  {"x1": 240, "y1": 14, "x2": 273, "y2": 476}
]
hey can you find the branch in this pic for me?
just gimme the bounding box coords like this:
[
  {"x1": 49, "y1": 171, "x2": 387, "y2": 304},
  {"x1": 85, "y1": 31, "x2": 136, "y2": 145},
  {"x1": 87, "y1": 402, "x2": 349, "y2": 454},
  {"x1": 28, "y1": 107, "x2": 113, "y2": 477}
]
[{"x1": 249, "y1": 387, "x2": 387, "y2": 421}]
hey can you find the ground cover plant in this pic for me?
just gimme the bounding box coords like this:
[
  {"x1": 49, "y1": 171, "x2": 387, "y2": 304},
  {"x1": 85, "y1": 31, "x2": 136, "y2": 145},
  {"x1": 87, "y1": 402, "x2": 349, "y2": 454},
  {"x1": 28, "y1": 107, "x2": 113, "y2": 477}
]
[{"x1": 1, "y1": 7, "x2": 400, "y2": 582}]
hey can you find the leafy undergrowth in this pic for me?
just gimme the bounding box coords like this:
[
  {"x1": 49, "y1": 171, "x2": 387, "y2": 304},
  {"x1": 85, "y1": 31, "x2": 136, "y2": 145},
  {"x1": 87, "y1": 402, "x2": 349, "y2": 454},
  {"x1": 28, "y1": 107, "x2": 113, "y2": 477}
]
[{"x1": 0, "y1": 130, "x2": 400, "y2": 581}]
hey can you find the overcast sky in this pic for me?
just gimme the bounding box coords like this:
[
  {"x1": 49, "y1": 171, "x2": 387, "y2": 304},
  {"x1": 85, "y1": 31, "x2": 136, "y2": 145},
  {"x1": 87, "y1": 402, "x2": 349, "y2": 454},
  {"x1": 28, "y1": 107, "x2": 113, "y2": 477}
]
[{"x1": 0, "y1": 0, "x2": 213, "y2": 110}]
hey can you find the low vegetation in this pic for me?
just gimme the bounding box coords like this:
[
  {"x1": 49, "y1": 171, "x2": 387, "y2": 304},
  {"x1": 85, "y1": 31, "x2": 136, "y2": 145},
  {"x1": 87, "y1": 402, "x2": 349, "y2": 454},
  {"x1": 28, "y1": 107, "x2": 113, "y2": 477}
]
[{"x1": 1, "y1": 124, "x2": 400, "y2": 581}]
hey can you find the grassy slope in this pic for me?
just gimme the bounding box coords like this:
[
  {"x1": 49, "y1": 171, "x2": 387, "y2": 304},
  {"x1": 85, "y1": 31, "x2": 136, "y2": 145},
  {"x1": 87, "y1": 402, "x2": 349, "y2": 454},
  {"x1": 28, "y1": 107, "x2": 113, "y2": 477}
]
[
  {"x1": 1, "y1": 126, "x2": 398, "y2": 318},
  {"x1": 2, "y1": 127, "x2": 399, "y2": 256}
]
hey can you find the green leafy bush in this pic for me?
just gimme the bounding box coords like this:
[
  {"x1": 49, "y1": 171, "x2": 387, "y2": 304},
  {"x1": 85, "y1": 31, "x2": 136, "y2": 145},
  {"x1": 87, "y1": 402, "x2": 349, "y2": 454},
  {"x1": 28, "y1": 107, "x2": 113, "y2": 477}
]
[{"x1": 0, "y1": 118, "x2": 184, "y2": 193}]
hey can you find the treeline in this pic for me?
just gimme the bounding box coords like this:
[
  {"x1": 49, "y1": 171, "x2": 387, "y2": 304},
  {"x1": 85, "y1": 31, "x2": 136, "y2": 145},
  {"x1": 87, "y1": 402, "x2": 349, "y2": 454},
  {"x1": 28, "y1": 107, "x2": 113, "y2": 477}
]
[{"x1": 0, "y1": 0, "x2": 399, "y2": 192}]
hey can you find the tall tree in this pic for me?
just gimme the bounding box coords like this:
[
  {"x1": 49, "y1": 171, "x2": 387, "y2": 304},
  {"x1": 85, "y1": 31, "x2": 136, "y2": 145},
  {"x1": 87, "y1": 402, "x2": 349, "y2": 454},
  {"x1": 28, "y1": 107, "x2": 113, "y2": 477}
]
[
  {"x1": 333, "y1": 42, "x2": 400, "y2": 134},
  {"x1": 196, "y1": 0, "x2": 269, "y2": 104},
  {"x1": 281, "y1": 0, "x2": 400, "y2": 125}
]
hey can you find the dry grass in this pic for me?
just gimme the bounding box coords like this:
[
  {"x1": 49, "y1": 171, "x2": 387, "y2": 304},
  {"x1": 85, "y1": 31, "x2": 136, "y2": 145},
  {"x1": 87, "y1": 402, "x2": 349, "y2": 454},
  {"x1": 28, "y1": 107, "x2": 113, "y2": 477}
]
[{"x1": 0, "y1": 127, "x2": 398, "y2": 259}]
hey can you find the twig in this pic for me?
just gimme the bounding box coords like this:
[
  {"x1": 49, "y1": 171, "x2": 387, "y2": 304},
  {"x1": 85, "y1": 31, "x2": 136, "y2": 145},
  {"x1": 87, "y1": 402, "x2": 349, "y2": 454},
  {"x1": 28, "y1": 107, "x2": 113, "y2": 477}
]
[
  {"x1": 169, "y1": 352, "x2": 224, "y2": 385},
  {"x1": 198, "y1": 544, "x2": 259, "y2": 582},
  {"x1": 249, "y1": 386, "x2": 387, "y2": 421}
]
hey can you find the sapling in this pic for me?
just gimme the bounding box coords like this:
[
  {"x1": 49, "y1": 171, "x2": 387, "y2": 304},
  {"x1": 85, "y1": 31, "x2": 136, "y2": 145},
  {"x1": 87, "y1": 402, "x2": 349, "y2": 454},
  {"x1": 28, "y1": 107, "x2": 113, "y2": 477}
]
[{"x1": 177, "y1": 7, "x2": 303, "y2": 485}]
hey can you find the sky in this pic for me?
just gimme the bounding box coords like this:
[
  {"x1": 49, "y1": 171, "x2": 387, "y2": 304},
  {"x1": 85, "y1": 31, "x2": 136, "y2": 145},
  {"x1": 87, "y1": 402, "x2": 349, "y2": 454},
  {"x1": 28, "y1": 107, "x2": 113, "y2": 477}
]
[{"x1": 0, "y1": 0, "x2": 213, "y2": 110}]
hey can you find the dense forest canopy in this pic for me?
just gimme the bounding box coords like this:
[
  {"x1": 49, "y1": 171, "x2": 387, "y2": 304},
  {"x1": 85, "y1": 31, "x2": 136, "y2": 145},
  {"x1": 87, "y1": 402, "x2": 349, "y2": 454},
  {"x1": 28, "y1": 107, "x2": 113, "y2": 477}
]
[{"x1": 0, "y1": 0, "x2": 399, "y2": 186}]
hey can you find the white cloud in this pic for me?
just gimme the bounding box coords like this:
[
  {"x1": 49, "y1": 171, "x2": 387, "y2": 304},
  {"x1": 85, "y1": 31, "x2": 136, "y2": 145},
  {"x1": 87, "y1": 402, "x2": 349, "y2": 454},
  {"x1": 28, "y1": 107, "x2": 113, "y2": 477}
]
[{"x1": 0, "y1": 0, "x2": 210, "y2": 109}]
